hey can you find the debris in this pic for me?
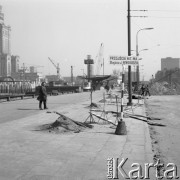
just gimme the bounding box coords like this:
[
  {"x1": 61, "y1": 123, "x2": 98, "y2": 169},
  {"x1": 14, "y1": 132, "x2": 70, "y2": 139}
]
[
  {"x1": 147, "y1": 117, "x2": 161, "y2": 120},
  {"x1": 38, "y1": 111, "x2": 93, "y2": 134},
  {"x1": 132, "y1": 94, "x2": 142, "y2": 99},
  {"x1": 147, "y1": 121, "x2": 166, "y2": 127},
  {"x1": 85, "y1": 102, "x2": 100, "y2": 109},
  {"x1": 125, "y1": 114, "x2": 166, "y2": 127},
  {"x1": 91, "y1": 112, "x2": 116, "y2": 126}
]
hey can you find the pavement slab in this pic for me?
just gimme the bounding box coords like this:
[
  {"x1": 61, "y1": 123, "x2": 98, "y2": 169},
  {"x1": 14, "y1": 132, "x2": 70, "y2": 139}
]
[{"x1": 0, "y1": 90, "x2": 155, "y2": 180}]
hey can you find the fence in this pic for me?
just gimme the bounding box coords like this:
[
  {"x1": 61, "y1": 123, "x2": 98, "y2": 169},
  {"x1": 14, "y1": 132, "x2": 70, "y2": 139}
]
[{"x1": 0, "y1": 81, "x2": 35, "y2": 95}]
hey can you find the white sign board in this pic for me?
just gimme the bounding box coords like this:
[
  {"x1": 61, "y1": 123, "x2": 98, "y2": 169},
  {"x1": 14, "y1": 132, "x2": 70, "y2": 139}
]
[{"x1": 109, "y1": 56, "x2": 139, "y2": 65}]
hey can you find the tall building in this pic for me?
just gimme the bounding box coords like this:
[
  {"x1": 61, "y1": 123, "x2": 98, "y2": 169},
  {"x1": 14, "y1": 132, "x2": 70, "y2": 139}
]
[
  {"x1": 0, "y1": 54, "x2": 11, "y2": 76},
  {"x1": 0, "y1": 5, "x2": 4, "y2": 24},
  {"x1": 0, "y1": 6, "x2": 11, "y2": 55},
  {"x1": 161, "y1": 57, "x2": 180, "y2": 71},
  {"x1": 11, "y1": 55, "x2": 19, "y2": 73},
  {"x1": 0, "y1": 5, "x2": 11, "y2": 77},
  {"x1": 30, "y1": 66, "x2": 37, "y2": 73}
]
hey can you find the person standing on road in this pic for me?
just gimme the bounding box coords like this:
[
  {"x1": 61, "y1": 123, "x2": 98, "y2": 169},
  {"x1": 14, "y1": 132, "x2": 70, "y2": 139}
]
[
  {"x1": 145, "y1": 84, "x2": 151, "y2": 96},
  {"x1": 140, "y1": 84, "x2": 145, "y2": 96},
  {"x1": 38, "y1": 82, "x2": 48, "y2": 110}
]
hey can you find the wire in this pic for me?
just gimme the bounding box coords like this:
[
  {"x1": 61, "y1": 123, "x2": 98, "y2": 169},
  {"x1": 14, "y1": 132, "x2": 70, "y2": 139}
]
[
  {"x1": 148, "y1": 10, "x2": 180, "y2": 12},
  {"x1": 130, "y1": 16, "x2": 148, "y2": 18},
  {"x1": 130, "y1": 10, "x2": 148, "y2": 11},
  {"x1": 148, "y1": 16, "x2": 180, "y2": 18},
  {"x1": 131, "y1": 10, "x2": 180, "y2": 12}
]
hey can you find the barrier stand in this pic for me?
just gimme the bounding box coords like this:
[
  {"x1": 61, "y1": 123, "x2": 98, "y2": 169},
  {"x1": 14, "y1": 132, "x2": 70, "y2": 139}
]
[
  {"x1": 115, "y1": 95, "x2": 119, "y2": 125},
  {"x1": 115, "y1": 65, "x2": 127, "y2": 135},
  {"x1": 84, "y1": 89, "x2": 96, "y2": 123},
  {"x1": 98, "y1": 92, "x2": 108, "y2": 124}
]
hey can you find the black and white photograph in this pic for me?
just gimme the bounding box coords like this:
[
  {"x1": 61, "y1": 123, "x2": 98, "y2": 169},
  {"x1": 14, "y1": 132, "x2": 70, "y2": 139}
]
[{"x1": 0, "y1": 0, "x2": 180, "y2": 179}]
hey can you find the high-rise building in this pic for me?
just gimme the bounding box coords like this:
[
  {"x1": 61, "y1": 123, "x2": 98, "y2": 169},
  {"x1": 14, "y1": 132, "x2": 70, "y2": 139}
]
[
  {"x1": 30, "y1": 66, "x2": 37, "y2": 73},
  {"x1": 0, "y1": 6, "x2": 11, "y2": 55},
  {"x1": 161, "y1": 57, "x2": 180, "y2": 71},
  {"x1": 11, "y1": 55, "x2": 19, "y2": 73},
  {"x1": 0, "y1": 5, "x2": 12, "y2": 77},
  {"x1": 0, "y1": 5, "x2": 4, "y2": 26},
  {"x1": 0, "y1": 54, "x2": 11, "y2": 76}
]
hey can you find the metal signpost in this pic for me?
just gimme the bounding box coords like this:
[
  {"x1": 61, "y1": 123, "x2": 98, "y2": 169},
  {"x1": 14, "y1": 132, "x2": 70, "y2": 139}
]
[
  {"x1": 109, "y1": 55, "x2": 139, "y2": 135},
  {"x1": 109, "y1": 56, "x2": 139, "y2": 66}
]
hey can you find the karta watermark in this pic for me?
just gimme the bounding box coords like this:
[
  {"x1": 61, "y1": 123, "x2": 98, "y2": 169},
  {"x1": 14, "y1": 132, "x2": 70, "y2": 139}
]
[{"x1": 107, "y1": 158, "x2": 179, "y2": 179}]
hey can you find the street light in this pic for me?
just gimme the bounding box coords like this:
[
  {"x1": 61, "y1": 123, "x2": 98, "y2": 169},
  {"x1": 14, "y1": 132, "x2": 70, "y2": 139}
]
[
  {"x1": 138, "y1": 48, "x2": 148, "y2": 54},
  {"x1": 136, "y1": 28, "x2": 154, "y2": 56},
  {"x1": 81, "y1": 69, "x2": 85, "y2": 87},
  {"x1": 136, "y1": 28, "x2": 154, "y2": 87}
]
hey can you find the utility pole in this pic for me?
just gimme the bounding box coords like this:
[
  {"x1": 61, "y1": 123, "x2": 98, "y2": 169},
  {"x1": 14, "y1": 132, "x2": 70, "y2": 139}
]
[
  {"x1": 103, "y1": 58, "x2": 104, "y2": 76},
  {"x1": 81, "y1": 69, "x2": 84, "y2": 87},
  {"x1": 127, "y1": 0, "x2": 132, "y2": 106},
  {"x1": 71, "y1": 66, "x2": 73, "y2": 86}
]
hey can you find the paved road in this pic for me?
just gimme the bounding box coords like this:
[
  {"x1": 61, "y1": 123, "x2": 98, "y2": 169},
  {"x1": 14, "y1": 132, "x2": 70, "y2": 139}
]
[
  {"x1": 146, "y1": 95, "x2": 180, "y2": 173},
  {"x1": 0, "y1": 91, "x2": 103, "y2": 124}
]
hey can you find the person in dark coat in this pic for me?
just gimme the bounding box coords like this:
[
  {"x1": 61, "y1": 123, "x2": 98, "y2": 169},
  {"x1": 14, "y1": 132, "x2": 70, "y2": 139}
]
[
  {"x1": 145, "y1": 85, "x2": 151, "y2": 96},
  {"x1": 140, "y1": 84, "x2": 145, "y2": 96},
  {"x1": 38, "y1": 82, "x2": 48, "y2": 110}
]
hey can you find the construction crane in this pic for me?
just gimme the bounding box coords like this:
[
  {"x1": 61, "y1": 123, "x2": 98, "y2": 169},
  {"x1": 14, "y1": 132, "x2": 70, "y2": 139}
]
[
  {"x1": 95, "y1": 43, "x2": 104, "y2": 75},
  {"x1": 48, "y1": 57, "x2": 60, "y2": 80}
]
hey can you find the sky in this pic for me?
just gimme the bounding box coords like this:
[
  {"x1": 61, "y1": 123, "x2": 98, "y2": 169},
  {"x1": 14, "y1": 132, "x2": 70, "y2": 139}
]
[{"x1": 1, "y1": 0, "x2": 180, "y2": 80}]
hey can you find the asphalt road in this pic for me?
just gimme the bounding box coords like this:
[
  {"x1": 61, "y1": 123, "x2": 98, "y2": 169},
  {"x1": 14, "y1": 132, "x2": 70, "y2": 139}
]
[
  {"x1": 0, "y1": 91, "x2": 103, "y2": 124},
  {"x1": 146, "y1": 95, "x2": 180, "y2": 173}
]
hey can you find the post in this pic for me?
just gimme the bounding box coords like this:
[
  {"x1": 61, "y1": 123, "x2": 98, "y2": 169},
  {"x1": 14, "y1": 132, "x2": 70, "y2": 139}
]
[
  {"x1": 71, "y1": 66, "x2": 73, "y2": 85},
  {"x1": 103, "y1": 58, "x2": 104, "y2": 76},
  {"x1": 81, "y1": 69, "x2": 84, "y2": 88},
  {"x1": 127, "y1": 0, "x2": 132, "y2": 106},
  {"x1": 136, "y1": 31, "x2": 140, "y2": 90},
  {"x1": 115, "y1": 65, "x2": 127, "y2": 135},
  {"x1": 136, "y1": 28, "x2": 153, "y2": 90}
]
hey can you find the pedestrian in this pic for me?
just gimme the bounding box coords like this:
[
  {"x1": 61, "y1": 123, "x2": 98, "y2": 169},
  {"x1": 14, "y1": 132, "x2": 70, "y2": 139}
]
[
  {"x1": 105, "y1": 84, "x2": 109, "y2": 93},
  {"x1": 145, "y1": 85, "x2": 151, "y2": 96},
  {"x1": 37, "y1": 82, "x2": 48, "y2": 110},
  {"x1": 140, "y1": 84, "x2": 145, "y2": 96},
  {"x1": 92, "y1": 84, "x2": 96, "y2": 91}
]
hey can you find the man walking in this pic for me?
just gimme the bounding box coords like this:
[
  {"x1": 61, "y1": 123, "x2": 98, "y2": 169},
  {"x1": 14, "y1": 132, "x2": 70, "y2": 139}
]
[{"x1": 38, "y1": 82, "x2": 48, "y2": 110}]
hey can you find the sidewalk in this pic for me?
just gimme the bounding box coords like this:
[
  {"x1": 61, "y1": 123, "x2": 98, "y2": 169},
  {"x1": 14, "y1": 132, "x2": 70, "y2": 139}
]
[{"x1": 0, "y1": 90, "x2": 154, "y2": 180}]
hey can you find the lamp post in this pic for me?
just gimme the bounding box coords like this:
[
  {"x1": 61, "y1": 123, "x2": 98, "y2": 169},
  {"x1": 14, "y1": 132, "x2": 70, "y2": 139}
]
[
  {"x1": 81, "y1": 69, "x2": 85, "y2": 87},
  {"x1": 71, "y1": 66, "x2": 73, "y2": 86},
  {"x1": 138, "y1": 48, "x2": 148, "y2": 54},
  {"x1": 136, "y1": 28, "x2": 154, "y2": 88}
]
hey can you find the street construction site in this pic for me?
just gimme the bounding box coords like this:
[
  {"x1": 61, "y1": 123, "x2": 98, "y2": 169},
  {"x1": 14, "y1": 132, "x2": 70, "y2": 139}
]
[{"x1": 0, "y1": 88, "x2": 165, "y2": 180}]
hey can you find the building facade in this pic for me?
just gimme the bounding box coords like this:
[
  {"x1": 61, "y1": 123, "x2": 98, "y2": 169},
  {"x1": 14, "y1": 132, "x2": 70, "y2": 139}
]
[
  {"x1": 161, "y1": 57, "x2": 180, "y2": 71},
  {"x1": 0, "y1": 54, "x2": 11, "y2": 76},
  {"x1": 11, "y1": 55, "x2": 19, "y2": 73}
]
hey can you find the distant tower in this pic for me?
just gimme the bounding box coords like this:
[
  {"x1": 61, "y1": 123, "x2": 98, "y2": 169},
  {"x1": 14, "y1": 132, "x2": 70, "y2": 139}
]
[
  {"x1": 0, "y1": 6, "x2": 11, "y2": 55},
  {"x1": 0, "y1": 5, "x2": 4, "y2": 25},
  {"x1": 84, "y1": 55, "x2": 94, "y2": 81},
  {"x1": 0, "y1": 5, "x2": 12, "y2": 77}
]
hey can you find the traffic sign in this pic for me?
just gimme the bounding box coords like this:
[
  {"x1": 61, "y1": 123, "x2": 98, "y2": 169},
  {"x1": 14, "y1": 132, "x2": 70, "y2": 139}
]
[{"x1": 109, "y1": 56, "x2": 139, "y2": 65}]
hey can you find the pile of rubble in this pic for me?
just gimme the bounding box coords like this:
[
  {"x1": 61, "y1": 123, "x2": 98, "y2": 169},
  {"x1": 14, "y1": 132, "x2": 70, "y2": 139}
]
[
  {"x1": 150, "y1": 82, "x2": 180, "y2": 95},
  {"x1": 39, "y1": 111, "x2": 93, "y2": 134}
]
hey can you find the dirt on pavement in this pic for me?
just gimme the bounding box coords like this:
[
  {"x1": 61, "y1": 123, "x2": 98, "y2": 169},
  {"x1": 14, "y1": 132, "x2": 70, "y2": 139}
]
[
  {"x1": 145, "y1": 96, "x2": 180, "y2": 178},
  {"x1": 37, "y1": 111, "x2": 93, "y2": 134}
]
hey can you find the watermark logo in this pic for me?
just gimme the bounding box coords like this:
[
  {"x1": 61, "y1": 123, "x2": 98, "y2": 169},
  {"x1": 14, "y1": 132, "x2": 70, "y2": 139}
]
[{"x1": 107, "y1": 158, "x2": 179, "y2": 179}]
